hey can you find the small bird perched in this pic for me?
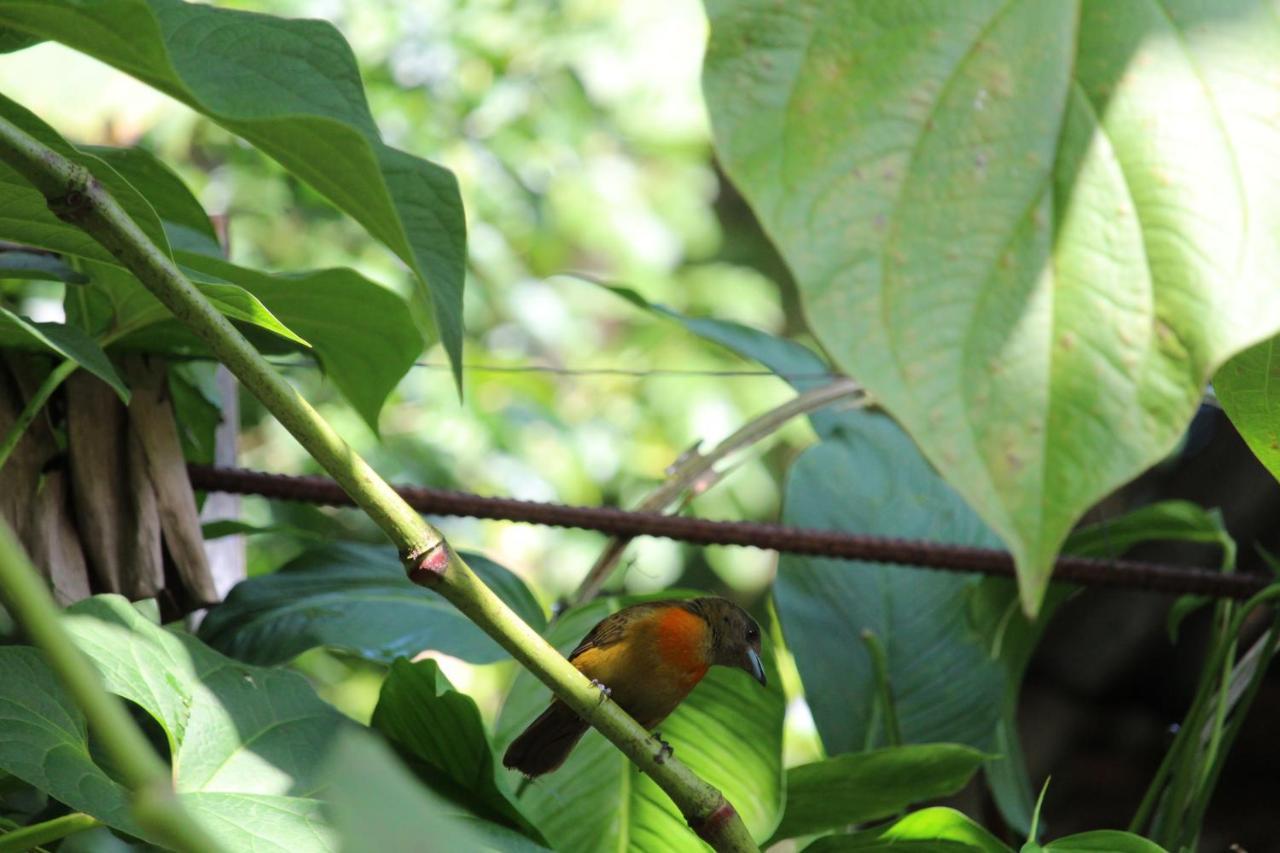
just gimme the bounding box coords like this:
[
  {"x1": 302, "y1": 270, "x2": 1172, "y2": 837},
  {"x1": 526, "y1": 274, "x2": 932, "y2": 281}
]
[{"x1": 503, "y1": 596, "x2": 767, "y2": 777}]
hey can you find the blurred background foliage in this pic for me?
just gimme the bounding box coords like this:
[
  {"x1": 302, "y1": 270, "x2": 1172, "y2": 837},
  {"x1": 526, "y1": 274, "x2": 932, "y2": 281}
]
[{"x1": 0, "y1": 0, "x2": 823, "y2": 755}]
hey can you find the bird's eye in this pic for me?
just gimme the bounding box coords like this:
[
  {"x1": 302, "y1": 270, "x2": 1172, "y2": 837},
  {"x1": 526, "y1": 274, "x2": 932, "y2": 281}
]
[{"x1": 746, "y1": 626, "x2": 759, "y2": 641}]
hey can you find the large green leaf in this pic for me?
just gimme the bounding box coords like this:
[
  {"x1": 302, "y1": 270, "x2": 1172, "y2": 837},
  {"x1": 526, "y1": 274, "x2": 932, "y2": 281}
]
[
  {"x1": 770, "y1": 744, "x2": 986, "y2": 843},
  {"x1": 1216, "y1": 334, "x2": 1280, "y2": 484},
  {"x1": 175, "y1": 253, "x2": 422, "y2": 433},
  {"x1": 0, "y1": 595, "x2": 347, "y2": 850},
  {"x1": 495, "y1": 595, "x2": 785, "y2": 852},
  {"x1": 806, "y1": 808, "x2": 1012, "y2": 853},
  {"x1": 705, "y1": 0, "x2": 1280, "y2": 614},
  {"x1": 371, "y1": 659, "x2": 542, "y2": 840},
  {"x1": 776, "y1": 410, "x2": 1005, "y2": 754},
  {"x1": 322, "y1": 730, "x2": 548, "y2": 853},
  {"x1": 64, "y1": 258, "x2": 307, "y2": 350},
  {"x1": 0, "y1": 0, "x2": 466, "y2": 376},
  {"x1": 199, "y1": 542, "x2": 546, "y2": 666},
  {"x1": 0, "y1": 307, "x2": 128, "y2": 400},
  {"x1": 71, "y1": 260, "x2": 415, "y2": 433},
  {"x1": 0, "y1": 93, "x2": 171, "y2": 263}
]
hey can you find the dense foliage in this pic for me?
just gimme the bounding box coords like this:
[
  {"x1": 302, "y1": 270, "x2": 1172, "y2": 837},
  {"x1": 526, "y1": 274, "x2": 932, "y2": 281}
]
[{"x1": 1, "y1": 1, "x2": 1278, "y2": 851}]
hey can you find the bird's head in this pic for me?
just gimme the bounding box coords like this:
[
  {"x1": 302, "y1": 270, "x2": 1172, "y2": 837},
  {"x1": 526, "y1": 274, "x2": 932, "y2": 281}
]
[{"x1": 691, "y1": 597, "x2": 767, "y2": 687}]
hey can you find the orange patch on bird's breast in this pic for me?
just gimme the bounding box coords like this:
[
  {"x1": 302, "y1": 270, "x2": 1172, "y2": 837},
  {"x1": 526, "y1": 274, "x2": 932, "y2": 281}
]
[{"x1": 654, "y1": 607, "x2": 710, "y2": 685}]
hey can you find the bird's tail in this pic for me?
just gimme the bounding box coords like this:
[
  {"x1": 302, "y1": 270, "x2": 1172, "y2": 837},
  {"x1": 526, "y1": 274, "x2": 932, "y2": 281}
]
[{"x1": 503, "y1": 701, "x2": 589, "y2": 778}]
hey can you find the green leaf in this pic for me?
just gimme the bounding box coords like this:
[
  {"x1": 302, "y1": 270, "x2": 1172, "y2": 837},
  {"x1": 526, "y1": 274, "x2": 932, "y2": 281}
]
[
  {"x1": 198, "y1": 542, "x2": 546, "y2": 666},
  {"x1": 1216, "y1": 335, "x2": 1280, "y2": 485},
  {"x1": 176, "y1": 253, "x2": 422, "y2": 433},
  {"x1": 705, "y1": 0, "x2": 1280, "y2": 615},
  {"x1": 371, "y1": 659, "x2": 541, "y2": 840},
  {"x1": 0, "y1": 594, "x2": 348, "y2": 850},
  {"x1": 0, "y1": 249, "x2": 87, "y2": 283},
  {"x1": 86, "y1": 144, "x2": 222, "y2": 256},
  {"x1": 495, "y1": 595, "x2": 785, "y2": 852},
  {"x1": 322, "y1": 729, "x2": 549, "y2": 853},
  {"x1": 805, "y1": 807, "x2": 1013, "y2": 853},
  {"x1": 0, "y1": 308, "x2": 128, "y2": 400},
  {"x1": 0, "y1": 0, "x2": 467, "y2": 378},
  {"x1": 1064, "y1": 500, "x2": 1235, "y2": 642},
  {"x1": 775, "y1": 410, "x2": 1005, "y2": 754},
  {"x1": 1063, "y1": 501, "x2": 1235, "y2": 568},
  {"x1": 0, "y1": 93, "x2": 171, "y2": 262},
  {"x1": 1043, "y1": 831, "x2": 1168, "y2": 852},
  {"x1": 770, "y1": 744, "x2": 986, "y2": 842},
  {"x1": 65, "y1": 258, "x2": 308, "y2": 349}
]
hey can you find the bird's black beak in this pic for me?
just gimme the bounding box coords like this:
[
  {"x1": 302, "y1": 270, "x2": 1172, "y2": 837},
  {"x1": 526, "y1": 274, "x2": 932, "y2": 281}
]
[{"x1": 746, "y1": 648, "x2": 767, "y2": 687}]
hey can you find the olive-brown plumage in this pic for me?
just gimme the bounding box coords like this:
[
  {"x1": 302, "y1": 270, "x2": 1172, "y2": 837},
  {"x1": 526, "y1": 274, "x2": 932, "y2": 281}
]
[{"x1": 503, "y1": 596, "x2": 766, "y2": 777}]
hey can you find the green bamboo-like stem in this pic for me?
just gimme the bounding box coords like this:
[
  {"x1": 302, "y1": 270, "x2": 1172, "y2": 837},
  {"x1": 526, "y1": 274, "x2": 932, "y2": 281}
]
[
  {"x1": 860, "y1": 629, "x2": 902, "y2": 747},
  {"x1": 0, "y1": 522, "x2": 225, "y2": 853},
  {"x1": 1130, "y1": 586, "x2": 1280, "y2": 839},
  {"x1": 0, "y1": 115, "x2": 758, "y2": 852},
  {"x1": 0, "y1": 356, "x2": 76, "y2": 472},
  {"x1": 573, "y1": 377, "x2": 864, "y2": 604},
  {"x1": 0, "y1": 811, "x2": 101, "y2": 852}
]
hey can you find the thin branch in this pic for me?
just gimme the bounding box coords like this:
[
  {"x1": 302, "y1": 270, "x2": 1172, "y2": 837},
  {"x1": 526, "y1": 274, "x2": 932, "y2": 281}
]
[
  {"x1": 0, "y1": 812, "x2": 100, "y2": 852},
  {"x1": 0, "y1": 357, "x2": 76, "y2": 472},
  {"x1": 0, "y1": 114, "x2": 758, "y2": 852},
  {"x1": 574, "y1": 378, "x2": 865, "y2": 604},
  {"x1": 0, "y1": 522, "x2": 224, "y2": 852}
]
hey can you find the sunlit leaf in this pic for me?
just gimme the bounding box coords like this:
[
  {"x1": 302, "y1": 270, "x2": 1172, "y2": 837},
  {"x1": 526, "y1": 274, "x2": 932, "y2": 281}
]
[
  {"x1": 0, "y1": 0, "x2": 466, "y2": 377},
  {"x1": 705, "y1": 0, "x2": 1280, "y2": 614},
  {"x1": 770, "y1": 744, "x2": 986, "y2": 842}
]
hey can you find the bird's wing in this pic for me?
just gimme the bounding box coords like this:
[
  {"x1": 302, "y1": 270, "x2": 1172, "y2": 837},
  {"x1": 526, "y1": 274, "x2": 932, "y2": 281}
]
[{"x1": 567, "y1": 600, "x2": 682, "y2": 661}]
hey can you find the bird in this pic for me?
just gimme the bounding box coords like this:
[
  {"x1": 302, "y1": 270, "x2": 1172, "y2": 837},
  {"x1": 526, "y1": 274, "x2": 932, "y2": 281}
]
[{"x1": 502, "y1": 596, "x2": 767, "y2": 778}]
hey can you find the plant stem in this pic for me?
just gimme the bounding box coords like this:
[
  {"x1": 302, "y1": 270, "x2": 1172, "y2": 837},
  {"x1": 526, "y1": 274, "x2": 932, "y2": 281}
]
[
  {"x1": 0, "y1": 113, "x2": 759, "y2": 852},
  {"x1": 0, "y1": 521, "x2": 225, "y2": 852},
  {"x1": 574, "y1": 378, "x2": 864, "y2": 603},
  {"x1": 860, "y1": 629, "x2": 902, "y2": 747},
  {"x1": 0, "y1": 812, "x2": 100, "y2": 852},
  {"x1": 0, "y1": 356, "x2": 76, "y2": 473}
]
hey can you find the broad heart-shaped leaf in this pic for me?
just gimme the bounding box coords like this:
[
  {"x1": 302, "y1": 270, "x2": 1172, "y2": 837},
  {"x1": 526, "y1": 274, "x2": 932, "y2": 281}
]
[
  {"x1": 371, "y1": 659, "x2": 542, "y2": 841},
  {"x1": 705, "y1": 0, "x2": 1280, "y2": 614},
  {"x1": 0, "y1": 0, "x2": 466, "y2": 378},
  {"x1": 770, "y1": 744, "x2": 986, "y2": 843},
  {"x1": 805, "y1": 808, "x2": 1012, "y2": 853},
  {"x1": 776, "y1": 410, "x2": 1005, "y2": 754},
  {"x1": 1216, "y1": 334, "x2": 1280, "y2": 484},
  {"x1": 199, "y1": 543, "x2": 546, "y2": 666},
  {"x1": 322, "y1": 729, "x2": 549, "y2": 853},
  {"x1": 0, "y1": 595, "x2": 347, "y2": 850},
  {"x1": 0, "y1": 308, "x2": 129, "y2": 400},
  {"x1": 495, "y1": 595, "x2": 785, "y2": 852}
]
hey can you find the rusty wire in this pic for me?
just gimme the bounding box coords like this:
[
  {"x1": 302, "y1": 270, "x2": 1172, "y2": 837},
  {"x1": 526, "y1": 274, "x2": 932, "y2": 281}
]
[{"x1": 187, "y1": 464, "x2": 1274, "y2": 600}]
